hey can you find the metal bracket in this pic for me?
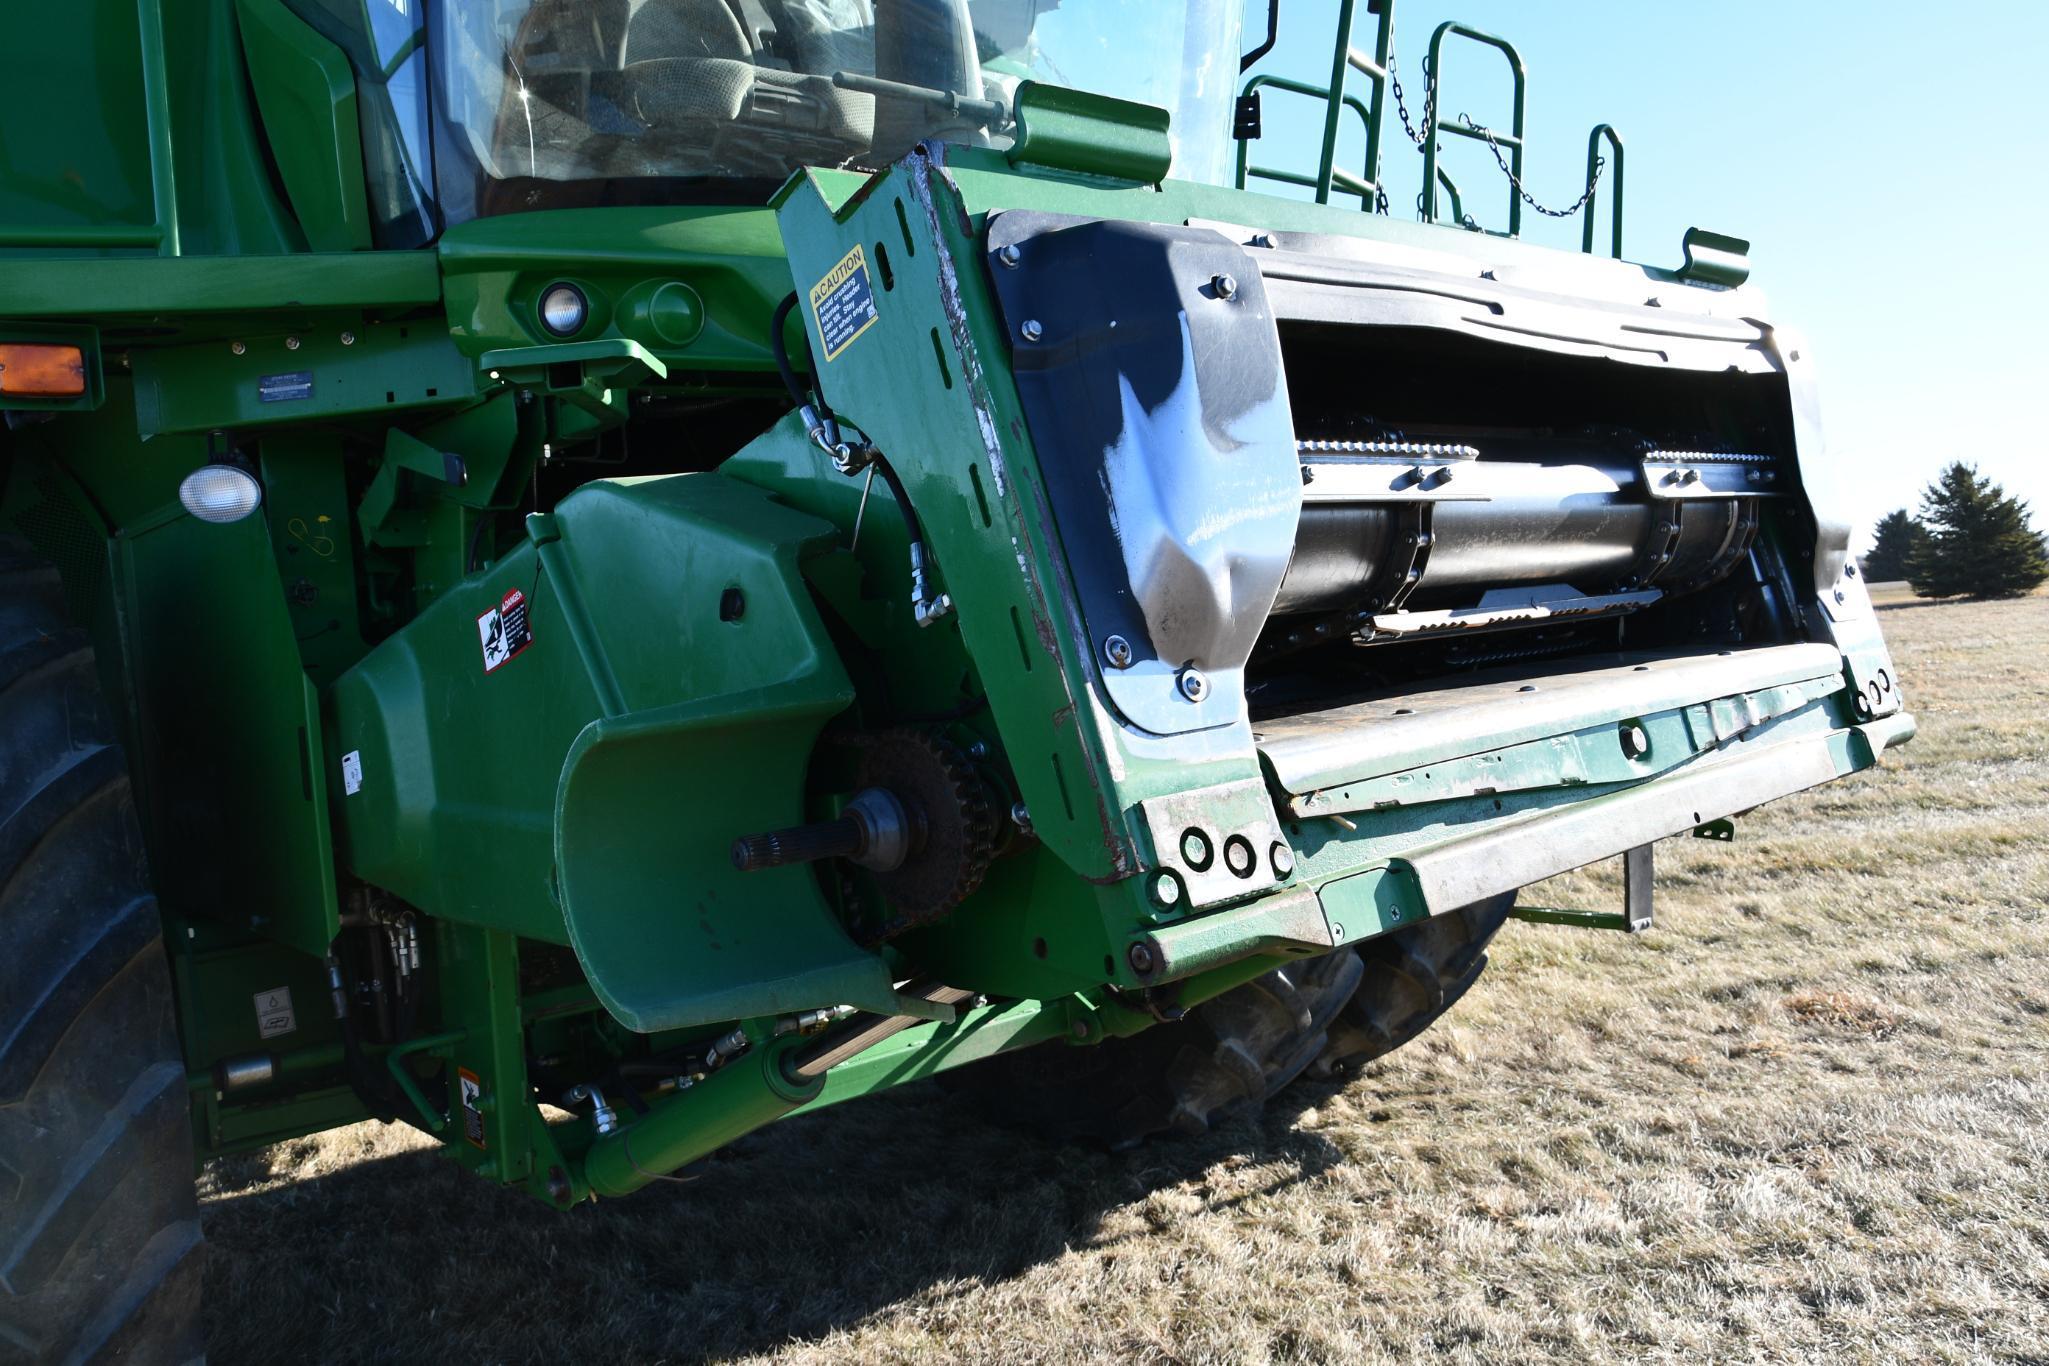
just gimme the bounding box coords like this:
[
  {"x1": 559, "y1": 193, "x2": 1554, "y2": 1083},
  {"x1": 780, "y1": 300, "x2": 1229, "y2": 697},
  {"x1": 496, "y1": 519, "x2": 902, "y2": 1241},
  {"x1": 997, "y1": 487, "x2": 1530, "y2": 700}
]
[{"x1": 1507, "y1": 843, "x2": 1654, "y2": 933}]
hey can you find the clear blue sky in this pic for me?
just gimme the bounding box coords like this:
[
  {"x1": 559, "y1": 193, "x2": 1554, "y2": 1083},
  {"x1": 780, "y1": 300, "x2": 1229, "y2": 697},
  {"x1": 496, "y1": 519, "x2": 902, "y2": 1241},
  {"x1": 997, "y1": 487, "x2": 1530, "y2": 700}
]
[{"x1": 1235, "y1": 0, "x2": 2049, "y2": 549}]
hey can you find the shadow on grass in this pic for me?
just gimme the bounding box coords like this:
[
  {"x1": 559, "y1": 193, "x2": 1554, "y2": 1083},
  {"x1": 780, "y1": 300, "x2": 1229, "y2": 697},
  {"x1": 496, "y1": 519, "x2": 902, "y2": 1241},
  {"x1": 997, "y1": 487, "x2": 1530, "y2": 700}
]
[{"x1": 199, "y1": 1073, "x2": 1350, "y2": 1364}]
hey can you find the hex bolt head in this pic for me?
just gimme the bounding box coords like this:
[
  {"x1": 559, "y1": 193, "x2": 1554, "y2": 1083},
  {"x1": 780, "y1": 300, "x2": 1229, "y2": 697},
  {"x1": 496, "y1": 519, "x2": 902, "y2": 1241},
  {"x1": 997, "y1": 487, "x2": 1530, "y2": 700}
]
[
  {"x1": 1270, "y1": 840, "x2": 1295, "y2": 878},
  {"x1": 1010, "y1": 801, "x2": 1033, "y2": 836},
  {"x1": 1620, "y1": 722, "x2": 1651, "y2": 759},
  {"x1": 1181, "y1": 828, "x2": 1213, "y2": 869},
  {"x1": 1019, "y1": 319, "x2": 1044, "y2": 342},
  {"x1": 230, "y1": 340, "x2": 246, "y2": 355},
  {"x1": 1212, "y1": 273, "x2": 1238, "y2": 300},
  {"x1": 1127, "y1": 940, "x2": 1158, "y2": 974},
  {"x1": 1177, "y1": 668, "x2": 1210, "y2": 702},
  {"x1": 1149, "y1": 872, "x2": 1180, "y2": 908},
  {"x1": 1223, "y1": 835, "x2": 1256, "y2": 878},
  {"x1": 285, "y1": 335, "x2": 301, "y2": 351},
  {"x1": 997, "y1": 244, "x2": 1023, "y2": 268},
  {"x1": 1070, "y1": 1018, "x2": 1091, "y2": 1039},
  {"x1": 340, "y1": 331, "x2": 356, "y2": 346},
  {"x1": 1104, "y1": 635, "x2": 1134, "y2": 669}
]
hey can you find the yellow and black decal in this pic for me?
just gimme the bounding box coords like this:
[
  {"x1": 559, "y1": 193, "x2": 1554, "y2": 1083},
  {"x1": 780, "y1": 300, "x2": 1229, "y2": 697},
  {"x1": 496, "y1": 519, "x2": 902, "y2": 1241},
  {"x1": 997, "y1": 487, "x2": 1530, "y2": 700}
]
[{"x1": 808, "y1": 244, "x2": 880, "y2": 362}]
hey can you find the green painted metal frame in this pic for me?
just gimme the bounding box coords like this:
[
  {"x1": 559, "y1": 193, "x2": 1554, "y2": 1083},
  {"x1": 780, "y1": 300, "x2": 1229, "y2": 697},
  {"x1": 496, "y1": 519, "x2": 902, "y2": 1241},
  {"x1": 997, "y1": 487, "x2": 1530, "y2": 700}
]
[{"x1": 0, "y1": 0, "x2": 1904, "y2": 1205}]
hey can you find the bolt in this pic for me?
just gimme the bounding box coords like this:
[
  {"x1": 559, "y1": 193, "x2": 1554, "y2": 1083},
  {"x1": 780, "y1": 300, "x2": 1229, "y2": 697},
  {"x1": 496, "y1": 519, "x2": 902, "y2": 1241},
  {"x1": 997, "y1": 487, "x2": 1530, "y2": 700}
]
[
  {"x1": 230, "y1": 340, "x2": 246, "y2": 355},
  {"x1": 1104, "y1": 635, "x2": 1134, "y2": 669},
  {"x1": 1300, "y1": 465, "x2": 1316, "y2": 484},
  {"x1": 1223, "y1": 835, "x2": 1256, "y2": 878},
  {"x1": 285, "y1": 336, "x2": 301, "y2": 351},
  {"x1": 1620, "y1": 722, "x2": 1651, "y2": 759},
  {"x1": 340, "y1": 331, "x2": 356, "y2": 346},
  {"x1": 1270, "y1": 841, "x2": 1295, "y2": 878},
  {"x1": 1845, "y1": 563, "x2": 1858, "y2": 578},
  {"x1": 1020, "y1": 319, "x2": 1043, "y2": 342},
  {"x1": 1149, "y1": 871, "x2": 1180, "y2": 907},
  {"x1": 1011, "y1": 801, "x2": 1033, "y2": 836},
  {"x1": 1070, "y1": 1018, "x2": 1090, "y2": 1040},
  {"x1": 1127, "y1": 941, "x2": 1157, "y2": 974},
  {"x1": 1833, "y1": 588, "x2": 1847, "y2": 605},
  {"x1": 1181, "y1": 828, "x2": 1212, "y2": 868},
  {"x1": 1331, "y1": 923, "x2": 1345, "y2": 941},
  {"x1": 1212, "y1": 273, "x2": 1238, "y2": 300},
  {"x1": 1251, "y1": 232, "x2": 1274, "y2": 248},
  {"x1": 1177, "y1": 668, "x2": 1210, "y2": 703},
  {"x1": 997, "y1": 243, "x2": 1023, "y2": 268},
  {"x1": 967, "y1": 740, "x2": 990, "y2": 759}
]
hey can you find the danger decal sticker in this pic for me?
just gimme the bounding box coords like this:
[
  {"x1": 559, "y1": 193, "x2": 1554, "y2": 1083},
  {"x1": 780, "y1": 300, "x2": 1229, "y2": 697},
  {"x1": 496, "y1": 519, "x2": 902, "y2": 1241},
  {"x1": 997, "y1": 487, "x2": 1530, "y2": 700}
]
[
  {"x1": 477, "y1": 587, "x2": 532, "y2": 673},
  {"x1": 809, "y1": 244, "x2": 880, "y2": 362}
]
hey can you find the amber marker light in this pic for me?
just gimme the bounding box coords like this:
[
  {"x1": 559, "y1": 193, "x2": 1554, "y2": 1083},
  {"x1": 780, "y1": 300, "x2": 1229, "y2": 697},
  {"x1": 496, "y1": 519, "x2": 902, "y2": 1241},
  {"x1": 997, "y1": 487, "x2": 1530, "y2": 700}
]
[{"x1": 0, "y1": 343, "x2": 86, "y2": 397}]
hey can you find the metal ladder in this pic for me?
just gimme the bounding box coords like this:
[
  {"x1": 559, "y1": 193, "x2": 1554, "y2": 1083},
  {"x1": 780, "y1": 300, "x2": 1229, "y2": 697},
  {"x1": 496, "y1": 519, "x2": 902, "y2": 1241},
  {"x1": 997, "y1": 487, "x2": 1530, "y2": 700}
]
[{"x1": 1234, "y1": 0, "x2": 1627, "y2": 259}]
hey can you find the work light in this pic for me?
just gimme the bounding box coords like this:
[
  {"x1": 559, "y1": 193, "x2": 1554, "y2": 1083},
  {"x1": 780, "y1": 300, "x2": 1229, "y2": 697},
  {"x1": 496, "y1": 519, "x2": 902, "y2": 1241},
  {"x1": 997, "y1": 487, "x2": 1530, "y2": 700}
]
[
  {"x1": 178, "y1": 463, "x2": 263, "y2": 524},
  {"x1": 539, "y1": 284, "x2": 588, "y2": 336}
]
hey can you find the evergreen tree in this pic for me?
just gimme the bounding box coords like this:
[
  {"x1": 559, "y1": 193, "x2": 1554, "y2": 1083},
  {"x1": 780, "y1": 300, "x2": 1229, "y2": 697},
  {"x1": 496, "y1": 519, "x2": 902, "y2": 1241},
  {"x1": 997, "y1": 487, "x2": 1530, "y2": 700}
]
[
  {"x1": 1861, "y1": 509, "x2": 1925, "y2": 582},
  {"x1": 1905, "y1": 462, "x2": 2049, "y2": 599}
]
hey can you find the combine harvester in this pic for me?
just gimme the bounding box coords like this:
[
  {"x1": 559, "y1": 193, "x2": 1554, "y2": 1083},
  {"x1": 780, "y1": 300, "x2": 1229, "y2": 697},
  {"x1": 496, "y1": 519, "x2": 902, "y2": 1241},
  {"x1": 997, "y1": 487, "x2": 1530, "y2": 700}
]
[{"x1": 0, "y1": 0, "x2": 1907, "y2": 1356}]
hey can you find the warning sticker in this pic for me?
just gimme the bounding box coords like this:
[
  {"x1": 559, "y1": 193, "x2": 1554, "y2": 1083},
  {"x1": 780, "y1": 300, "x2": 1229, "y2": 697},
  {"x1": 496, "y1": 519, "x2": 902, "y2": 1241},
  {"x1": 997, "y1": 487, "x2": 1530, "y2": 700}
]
[
  {"x1": 477, "y1": 587, "x2": 533, "y2": 673},
  {"x1": 341, "y1": 750, "x2": 363, "y2": 796},
  {"x1": 458, "y1": 1067, "x2": 486, "y2": 1149},
  {"x1": 808, "y1": 244, "x2": 880, "y2": 362},
  {"x1": 254, "y1": 987, "x2": 297, "y2": 1040}
]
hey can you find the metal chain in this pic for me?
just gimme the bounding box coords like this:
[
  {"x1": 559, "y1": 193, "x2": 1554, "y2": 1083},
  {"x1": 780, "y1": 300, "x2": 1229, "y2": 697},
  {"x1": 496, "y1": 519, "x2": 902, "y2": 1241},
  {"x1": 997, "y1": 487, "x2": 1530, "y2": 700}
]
[
  {"x1": 1384, "y1": 38, "x2": 1436, "y2": 149},
  {"x1": 1467, "y1": 113, "x2": 1607, "y2": 219},
  {"x1": 1383, "y1": 17, "x2": 1603, "y2": 225}
]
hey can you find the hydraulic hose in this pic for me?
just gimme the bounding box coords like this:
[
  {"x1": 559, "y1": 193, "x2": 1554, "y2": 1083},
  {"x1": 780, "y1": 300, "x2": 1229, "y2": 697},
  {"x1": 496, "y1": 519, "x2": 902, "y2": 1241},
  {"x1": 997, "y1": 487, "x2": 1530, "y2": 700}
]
[{"x1": 767, "y1": 292, "x2": 936, "y2": 593}]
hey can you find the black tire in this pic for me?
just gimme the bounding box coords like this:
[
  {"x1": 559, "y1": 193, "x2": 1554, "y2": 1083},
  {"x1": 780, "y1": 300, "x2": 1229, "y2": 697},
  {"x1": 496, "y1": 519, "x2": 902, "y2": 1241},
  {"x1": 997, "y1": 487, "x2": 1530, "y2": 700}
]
[
  {"x1": 968, "y1": 894, "x2": 1514, "y2": 1150},
  {"x1": 0, "y1": 537, "x2": 202, "y2": 1364},
  {"x1": 968, "y1": 945, "x2": 1366, "y2": 1149},
  {"x1": 1318, "y1": 892, "x2": 1516, "y2": 1070}
]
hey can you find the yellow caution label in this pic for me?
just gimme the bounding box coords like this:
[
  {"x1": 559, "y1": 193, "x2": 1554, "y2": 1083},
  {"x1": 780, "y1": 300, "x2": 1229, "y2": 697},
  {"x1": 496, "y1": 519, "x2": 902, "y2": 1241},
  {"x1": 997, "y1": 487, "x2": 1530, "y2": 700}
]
[{"x1": 809, "y1": 244, "x2": 880, "y2": 362}]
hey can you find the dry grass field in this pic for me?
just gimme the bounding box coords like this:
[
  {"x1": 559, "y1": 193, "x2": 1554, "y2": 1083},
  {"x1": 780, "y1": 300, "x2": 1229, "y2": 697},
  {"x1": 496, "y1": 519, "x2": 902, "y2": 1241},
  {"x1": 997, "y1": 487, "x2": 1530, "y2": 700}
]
[{"x1": 198, "y1": 590, "x2": 2048, "y2": 1364}]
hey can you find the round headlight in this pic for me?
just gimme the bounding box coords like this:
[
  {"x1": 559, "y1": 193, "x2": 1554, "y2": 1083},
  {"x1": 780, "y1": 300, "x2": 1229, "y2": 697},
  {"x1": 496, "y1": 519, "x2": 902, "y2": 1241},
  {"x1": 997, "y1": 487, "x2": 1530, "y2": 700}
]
[
  {"x1": 178, "y1": 464, "x2": 263, "y2": 524},
  {"x1": 539, "y1": 283, "x2": 588, "y2": 337}
]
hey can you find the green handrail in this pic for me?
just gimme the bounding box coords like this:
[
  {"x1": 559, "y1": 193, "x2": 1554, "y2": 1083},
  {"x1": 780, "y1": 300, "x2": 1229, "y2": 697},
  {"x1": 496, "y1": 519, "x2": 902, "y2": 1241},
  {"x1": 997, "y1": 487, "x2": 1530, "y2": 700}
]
[
  {"x1": 1420, "y1": 21, "x2": 1527, "y2": 236},
  {"x1": 1581, "y1": 123, "x2": 1625, "y2": 258},
  {"x1": 1236, "y1": 75, "x2": 1380, "y2": 205}
]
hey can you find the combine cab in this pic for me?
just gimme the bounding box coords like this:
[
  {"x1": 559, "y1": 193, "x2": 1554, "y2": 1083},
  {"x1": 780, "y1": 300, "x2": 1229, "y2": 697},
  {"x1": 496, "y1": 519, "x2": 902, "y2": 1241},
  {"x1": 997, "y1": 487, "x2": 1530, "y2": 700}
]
[{"x1": 0, "y1": 1, "x2": 1905, "y2": 1357}]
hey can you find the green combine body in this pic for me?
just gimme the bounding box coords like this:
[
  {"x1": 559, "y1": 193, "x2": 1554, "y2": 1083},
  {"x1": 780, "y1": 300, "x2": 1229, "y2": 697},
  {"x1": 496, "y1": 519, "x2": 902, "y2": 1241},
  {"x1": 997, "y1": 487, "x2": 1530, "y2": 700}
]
[{"x1": 0, "y1": 1, "x2": 1908, "y2": 1357}]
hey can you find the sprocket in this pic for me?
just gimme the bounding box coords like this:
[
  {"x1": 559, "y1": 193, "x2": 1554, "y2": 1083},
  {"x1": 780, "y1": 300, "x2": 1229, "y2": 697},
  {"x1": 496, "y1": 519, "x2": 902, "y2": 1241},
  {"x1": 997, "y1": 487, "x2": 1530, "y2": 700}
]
[{"x1": 850, "y1": 727, "x2": 998, "y2": 934}]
